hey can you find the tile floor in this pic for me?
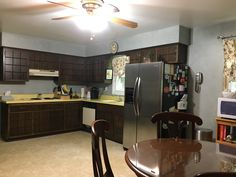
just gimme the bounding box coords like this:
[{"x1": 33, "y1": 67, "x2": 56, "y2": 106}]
[{"x1": 0, "y1": 131, "x2": 136, "y2": 177}]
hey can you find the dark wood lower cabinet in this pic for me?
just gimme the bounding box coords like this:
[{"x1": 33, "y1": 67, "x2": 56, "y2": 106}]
[
  {"x1": 1, "y1": 102, "x2": 122, "y2": 143},
  {"x1": 1, "y1": 102, "x2": 82, "y2": 141},
  {"x1": 9, "y1": 112, "x2": 33, "y2": 137},
  {"x1": 96, "y1": 104, "x2": 124, "y2": 143},
  {"x1": 64, "y1": 102, "x2": 82, "y2": 130},
  {"x1": 113, "y1": 107, "x2": 124, "y2": 143},
  {"x1": 34, "y1": 104, "x2": 64, "y2": 134}
]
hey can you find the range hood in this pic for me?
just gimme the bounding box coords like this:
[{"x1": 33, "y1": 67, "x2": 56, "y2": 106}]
[{"x1": 29, "y1": 69, "x2": 59, "y2": 77}]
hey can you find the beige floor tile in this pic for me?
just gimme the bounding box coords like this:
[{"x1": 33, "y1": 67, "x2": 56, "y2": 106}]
[{"x1": 0, "y1": 131, "x2": 136, "y2": 177}]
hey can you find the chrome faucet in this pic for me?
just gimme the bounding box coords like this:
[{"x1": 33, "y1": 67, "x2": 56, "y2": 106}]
[
  {"x1": 118, "y1": 96, "x2": 123, "y2": 102},
  {"x1": 37, "y1": 93, "x2": 42, "y2": 99}
]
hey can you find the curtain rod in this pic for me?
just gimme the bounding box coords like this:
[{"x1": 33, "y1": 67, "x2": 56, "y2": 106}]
[{"x1": 217, "y1": 35, "x2": 236, "y2": 39}]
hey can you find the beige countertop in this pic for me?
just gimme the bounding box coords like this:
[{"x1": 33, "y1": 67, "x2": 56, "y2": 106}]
[{"x1": 2, "y1": 98, "x2": 124, "y2": 107}]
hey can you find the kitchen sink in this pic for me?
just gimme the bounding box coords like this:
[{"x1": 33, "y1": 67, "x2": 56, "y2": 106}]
[
  {"x1": 99, "y1": 99, "x2": 115, "y2": 103},
  {"x1": 30, "y1": 98, "x2": 42, "y2": 100},
  {"x1": 99, "y1": 99, "x2": 124, "y2": 104},
  {"x1": 30, "y1": 97, "x2": 60, "y2": 100},
  {"x1": 44, "y1": 97, "x2": 60, "y2": 100}
]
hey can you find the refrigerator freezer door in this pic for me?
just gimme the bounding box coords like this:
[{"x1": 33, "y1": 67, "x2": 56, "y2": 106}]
[
  {"x1": 123, "y1": 62, "x2": 163, "y2": 149},
  {"x1": 137, "y1": 62, "x2": 163, "y2": 142},
  {"x1": 123, "y1": 64, "x2": 139, "y2": 149}
]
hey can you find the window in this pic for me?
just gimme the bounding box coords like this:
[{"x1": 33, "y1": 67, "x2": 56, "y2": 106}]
[{"x1": 112, "y1": 55, "x2": 130, "y2": 95}]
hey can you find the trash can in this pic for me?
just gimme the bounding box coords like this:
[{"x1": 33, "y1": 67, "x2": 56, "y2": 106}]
[{"x1": 195, "y1": 128, "x2": 213, "y2": 141}]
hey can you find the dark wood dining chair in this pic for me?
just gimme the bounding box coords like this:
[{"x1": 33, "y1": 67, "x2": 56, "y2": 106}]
[
  {"x1": 151, "y1": 112, "x2": 203, "y2": 139},
  {"x1": 194, "y1": 172, "x2": 236, "y2": 177},
  {"x1": 91, "y1": 119, "x2": 114, "y2": 177}
]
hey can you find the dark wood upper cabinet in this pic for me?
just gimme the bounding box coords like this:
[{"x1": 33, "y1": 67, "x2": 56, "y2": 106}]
[
  {"x1": 122, "y1": 43, "x2": 187, "y2": 64},
  {"x1": 29, "y1": 51, "x2": 59, "y2": 70},
  {"x1": 124, "y1": 47, "x2": 156, "y2": 64},
  {"x1": 140, "y1": 47, "x2": 157, "y2": 63},
  {"x1": 59, "y1": 55, "x2": 86, "y2": 85},
  {"x1": 0, "y1": 43, "x2": 187, "y2": 84},
  {"x1": 85, "y1": 54, "x2": 111, "y2": 84},
  {"x1": 1, "y1": 47, "x2": 29, "y2": 82},
  {"x1": 156, "y1": 43, "x2": 187, "y2": 64},
  {"x1": 126, "y1": 50, "x2": 141, "y2": 64}
]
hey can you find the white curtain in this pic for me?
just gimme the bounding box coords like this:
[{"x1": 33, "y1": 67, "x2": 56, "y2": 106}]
[
  {"x1": 112, "y1": 56, "x2": 130, "y2": 77},
  {"x1": 223, "y1": 39, "x2": 236, "y2": 90}
]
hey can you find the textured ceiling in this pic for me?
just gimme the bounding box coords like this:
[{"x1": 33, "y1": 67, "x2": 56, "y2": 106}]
[{"x1": 1, "y1": 0, "x2": 236, "y2": 45}]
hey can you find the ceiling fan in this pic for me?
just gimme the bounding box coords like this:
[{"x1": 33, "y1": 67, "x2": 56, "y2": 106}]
[{"x1": 47, "y1": 0, "x2": 138, "y2": 28}]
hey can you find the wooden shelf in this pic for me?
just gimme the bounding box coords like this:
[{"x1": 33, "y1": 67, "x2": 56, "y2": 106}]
[{"x1": 216, "y1": 117, "x2": 236, "y2": 148}]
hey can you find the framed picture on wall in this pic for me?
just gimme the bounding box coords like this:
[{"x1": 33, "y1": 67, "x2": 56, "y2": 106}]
[{"x1": 106, "y1": 69, "x2": 113, "y2": 80}]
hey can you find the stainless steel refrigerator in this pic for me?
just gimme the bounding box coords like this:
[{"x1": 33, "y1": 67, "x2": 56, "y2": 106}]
[
  {"x1": 123, "y1": 62, "x2": 189, "y2": 148},
  {"x1": 123, "y1": 62, "x2": 163, "y2": 149}
]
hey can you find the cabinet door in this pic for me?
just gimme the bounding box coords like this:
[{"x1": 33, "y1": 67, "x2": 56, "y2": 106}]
[
  {"x1": 59, "y1": 55, "x2": 85, "y2": 85},
  {"x1": 140, "y1": 47, "x2": 157, "y2": 63},
  {"x1": 113, "y1": 106, "x2": 124, "y2": 143},
  {"x1": 156, "y1": 44, "x2": 187, "y2": 64},
  {"x1": 7, "y1": 104, "x2": 40, "y2": 138},
  {"x1": 2, "y1": 48, "x2": 29, "y2": 82},
  {"x1": 64, "y1": 102, "x2": 82, "y2": 130},
  {"x1": 34, "y1": 109, "x2": 51, "y2": 133},
  {"x1": 127, "y1": 50, "x2": 141, "y2": 63},
  {"x1": 85, "y1": 55, "x2": 110, "y2": 83},
  {"x1": 29, "y1": 51, "x2": 59, "y2": 70},
  {"x1": 96, "y1": 104, "x2": 114, "y2": 140},
  {"x1": 85, "y1": 58, "x2": 95, "y2": 83},
  {"x1": 9, "y1": 112, "x2": 33, "y2": 137},
  {"x1": 77, "y1": 58, "x2": 86, "y2": 83},
  {"x1": 35, "y1": 103, "x2": 64, "y2": 133},
  {"x1": 93, "y1": 57, "x2": 101, "y2": 82}
]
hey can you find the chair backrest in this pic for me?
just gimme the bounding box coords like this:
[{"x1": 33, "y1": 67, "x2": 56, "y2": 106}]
[
  {"x1": 151, "y1": 112, "x2": 203, "y2": 139},
  {"x1": 194, "y1": 172, "x2": 236, "y2": 177},
  {"x1": 91, "y1": 119, "x2": 114, "y2": 177}
]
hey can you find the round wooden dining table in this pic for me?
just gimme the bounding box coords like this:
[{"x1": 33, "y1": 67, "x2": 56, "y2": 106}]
[{"x1": 125, "y1": 138, "x2": 236, "y2": 177}]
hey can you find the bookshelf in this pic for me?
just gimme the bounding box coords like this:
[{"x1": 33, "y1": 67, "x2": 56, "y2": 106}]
[{"x1": 216, "y1": 117, "x2": 236, "y2": 148}]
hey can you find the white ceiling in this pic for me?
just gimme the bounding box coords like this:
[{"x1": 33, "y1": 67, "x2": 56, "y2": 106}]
[{"x1": 1, "y1": 0, "x2": 236, "y2": 45}]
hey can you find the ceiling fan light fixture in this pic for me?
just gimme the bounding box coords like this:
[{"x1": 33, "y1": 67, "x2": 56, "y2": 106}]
[
  {"x1": 81, "y1": 0, "x2": 104, "y2": 13},
  {"x1": 74, "y1": 15, "x2": 108, "y2": 33},
  {"x1": 47, "y1": 0, "x2": 138, "y2": 29}
]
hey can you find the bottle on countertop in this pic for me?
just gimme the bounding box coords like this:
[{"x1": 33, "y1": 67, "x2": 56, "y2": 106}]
[
  {"x1": 73, "y1": 91, "x2": 80, "y2": 98},
  {"x1": 57, "y1": 85, "x2": 62, "y2": 95},
  {"x1": 69, "y1": 88, "x2": 73, "y2": 99},
  {"x1": 87, "y1": 91, "x2": 91, "y2": 99}
]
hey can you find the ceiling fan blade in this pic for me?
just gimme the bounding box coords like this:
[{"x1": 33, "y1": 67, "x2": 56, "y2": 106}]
[
  {"x1": 52, "y1": 15, "x2": 77, "y2": 20},
  {"x1": 106, "y1": 4, "x2": 120, "y2": 13},
  {"x1": 110, "y1": 17, "x2": 138, "y2": 28},
  {"x1": 7, "y1": 2, "x2": 70, "y2": 14},
  {"x1": 47, "y1": 0, "x2": 78, "y2": 10}
]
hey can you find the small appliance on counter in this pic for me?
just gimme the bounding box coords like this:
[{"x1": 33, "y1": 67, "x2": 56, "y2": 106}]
[
  {"x1": 87, "y1": 91, "x2": 91, "y2": 99},
  {"x1": 218, "y1": 97, "x2": 236, "y2": 119},
  {"x1": 61, "y1": 85, "x2": 70, "y2": 95},
  {"x1": 81, "y1": 87, "x2": 85, "y2": 98},
  {"x1": 53, "y1": 85, "x2": 71, "y2": 99},
  {"x1": 91, "y1": 87, "x2": 99, "y2": 99},
  {"x1": 1, "y1": 90, "x2": 14, "y2": 101}
]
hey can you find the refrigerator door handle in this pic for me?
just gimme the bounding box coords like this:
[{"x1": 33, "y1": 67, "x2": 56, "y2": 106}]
[
  {"x1": 136, "y1": 77, "x2": 141, "y2": 116},
  {"x1": 133, "y1": 77, "x2": 139, "y2": 116}
]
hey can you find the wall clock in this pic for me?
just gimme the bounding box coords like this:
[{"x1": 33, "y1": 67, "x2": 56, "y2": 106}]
[{"x1": 111, "y1": 41, "x2": 119, "y2": 54}]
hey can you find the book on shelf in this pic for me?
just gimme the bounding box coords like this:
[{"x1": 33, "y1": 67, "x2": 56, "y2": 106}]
[
  {"x1": 219, "y1": 124, "x2": 236, "y2": 143},
  {"x1": 219, "y1": 124, "x2": 223, "y2": 141},
  {"x1": 232, "y1": 127, "x2": 236, "y2": 143}
]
